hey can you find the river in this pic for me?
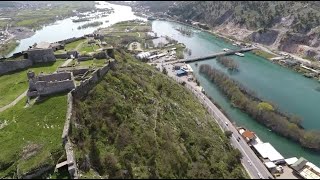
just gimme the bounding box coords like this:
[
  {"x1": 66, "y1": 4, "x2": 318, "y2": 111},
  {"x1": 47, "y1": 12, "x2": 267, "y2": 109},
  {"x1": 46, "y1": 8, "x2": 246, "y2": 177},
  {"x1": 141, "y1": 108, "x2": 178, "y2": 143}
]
[
  {"x1": 5, "y1": 1, "x2": 320, "y2": 166},
  {"x1": 7, "y1": 1, "x2": 145, "y2": 57},
  {"x1": 151, "y1": 20, "x2": 320, "y2": 166}
]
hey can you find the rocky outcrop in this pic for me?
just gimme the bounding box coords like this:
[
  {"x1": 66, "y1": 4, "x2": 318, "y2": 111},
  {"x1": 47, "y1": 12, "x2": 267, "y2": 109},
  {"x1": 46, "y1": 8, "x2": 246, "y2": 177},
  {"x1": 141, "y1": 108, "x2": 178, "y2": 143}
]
[{"x1": 247, "y1": 29, "x2": 279, "y2": 46}]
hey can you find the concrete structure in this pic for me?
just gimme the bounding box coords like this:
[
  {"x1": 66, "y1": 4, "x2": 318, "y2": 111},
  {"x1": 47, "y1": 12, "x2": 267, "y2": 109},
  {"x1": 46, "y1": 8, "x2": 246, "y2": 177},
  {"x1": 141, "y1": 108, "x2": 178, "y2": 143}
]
[
  {"x1": 291, "y1": 157, "x2": 320, "y2": 179},
  {"x1": 27, "y1": 71, "x2": 75, "y2": 98},
  {"x1": 170, "y1": 47, "x2": 256, "y2": 63},
  {"x1": 253, "y1": 143, "x2": 285, "y2": 163},
  {"x1": 136, "y1": 51, "x2": 151, "y2": 60},
  {"x1": 285, "y1": 157, "x2": 298, "y2": 166}
]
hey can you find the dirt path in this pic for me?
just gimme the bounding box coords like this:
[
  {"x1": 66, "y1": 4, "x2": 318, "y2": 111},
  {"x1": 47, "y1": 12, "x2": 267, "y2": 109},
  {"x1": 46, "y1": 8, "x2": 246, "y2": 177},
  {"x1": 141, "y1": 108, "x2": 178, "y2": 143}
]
[
  {"x1": 61, "y1": 58, "x2": 73, "y2": 67},
  {"x1": 75, "y1": 40, "x2": 86, "y2": 51},
  {"x1": 0, "y1": 90, "x2": 27, "y2": 113}
]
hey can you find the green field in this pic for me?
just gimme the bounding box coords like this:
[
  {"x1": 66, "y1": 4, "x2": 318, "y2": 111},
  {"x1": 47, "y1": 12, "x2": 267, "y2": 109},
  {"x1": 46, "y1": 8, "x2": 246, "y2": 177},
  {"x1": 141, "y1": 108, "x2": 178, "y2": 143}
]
[
  {"x1": 0, "y1": 60, "x2": 64, "y2": 108},
  {"x1": 79, "y1": 59, "x2": 106, "y2": 68},
  {"x1": 79, "y1": 43, "x2": 100, "y2": 53},
  {"x1": 12, "y1": 1, "x2": 96, "y2": 30},
  {"x1": 64, "y1": 39, "x2": 86, "y2": 51},
  {"x1": 0, "y1": 93, "x2": 67, "y2": 178}
]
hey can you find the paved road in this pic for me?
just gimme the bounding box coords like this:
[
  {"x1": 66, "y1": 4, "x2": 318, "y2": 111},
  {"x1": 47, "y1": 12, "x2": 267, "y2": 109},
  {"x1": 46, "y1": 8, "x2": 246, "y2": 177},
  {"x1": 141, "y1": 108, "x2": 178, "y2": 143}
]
[
  {"x1": 152, "y1": 59, "x2": 273, "y2": 179},
  {"x1": 174, "y1": 76, "x2": 273, "y2": 179}
]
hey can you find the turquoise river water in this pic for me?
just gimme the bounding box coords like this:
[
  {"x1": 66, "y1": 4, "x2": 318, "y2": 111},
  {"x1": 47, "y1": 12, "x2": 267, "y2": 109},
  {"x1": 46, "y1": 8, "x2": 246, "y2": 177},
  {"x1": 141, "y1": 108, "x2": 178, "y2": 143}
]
[{"x1": 151, "y1": 20, "x2": 320, "y2": 166}]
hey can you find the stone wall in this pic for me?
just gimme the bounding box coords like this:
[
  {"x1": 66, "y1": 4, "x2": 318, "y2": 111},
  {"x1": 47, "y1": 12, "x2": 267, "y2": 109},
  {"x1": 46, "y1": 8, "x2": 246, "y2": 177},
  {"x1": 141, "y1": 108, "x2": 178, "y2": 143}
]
[
  {"x1": 78, "y1": 55, "x2": 93, "y2": 61},
  {"x1": 59, "y1": 60, "x2": 116, "y2": 179},
  {"x1": 55, "y1": 53, "x2": 69, "y2": 59},
  {"x1": 57, "y1": 68, "x2": 89, "y2": 76},
  {"x1": 35, "y1": 80, "x2": 75, "y2": 96},
  {"x1": 26, "y1": 48, "x2": 56, "y2": 63},
  {"x1": 0, "y1": 59, "x2": 33, "y2": 75},
  {"x1": 38, "y1": 72, "x2": 72, "y2": 82},
  {"x1": 62, "y1": 92, "x2": 73, "y2": 145},
  {"x1": 72, "y1": 61, "x2": 115, "y2": 99},
  {"x1": 57, "y1": 36, "x2": 86, "y2": 45}
]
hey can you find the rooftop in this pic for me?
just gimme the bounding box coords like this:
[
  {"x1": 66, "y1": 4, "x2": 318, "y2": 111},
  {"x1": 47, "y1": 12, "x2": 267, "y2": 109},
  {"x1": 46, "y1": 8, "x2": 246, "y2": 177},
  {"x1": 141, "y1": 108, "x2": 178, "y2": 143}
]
[
  {"x1": 253, "y1": 142, "x2": 284, "y2": 162},
  {"x1": 285, "y1": 157, "x2": 298, "y2": 166}
]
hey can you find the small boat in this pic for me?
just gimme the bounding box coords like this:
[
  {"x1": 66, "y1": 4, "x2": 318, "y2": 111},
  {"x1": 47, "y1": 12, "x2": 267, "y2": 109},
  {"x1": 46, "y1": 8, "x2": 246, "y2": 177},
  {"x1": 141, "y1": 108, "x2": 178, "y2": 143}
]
[
  {"x1": 223, "y1": 48, "x2": 230, "y2": 52},
  {"x1": 235, "y1": 52, "x2": 244, "y2": 57},
  {"x1": 268, "y1": 129, "x2": 272, "y2": 132}
]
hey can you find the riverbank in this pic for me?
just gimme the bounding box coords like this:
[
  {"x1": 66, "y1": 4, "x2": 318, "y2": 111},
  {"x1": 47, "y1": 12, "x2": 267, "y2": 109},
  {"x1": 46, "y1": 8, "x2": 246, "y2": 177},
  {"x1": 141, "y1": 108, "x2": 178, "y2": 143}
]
[
  {"x1": 199, "y1": 64, "x2": 320, "y2": 151},
  {"x1": 140, "y1": 14, "x2": 320, "y2": 81}
]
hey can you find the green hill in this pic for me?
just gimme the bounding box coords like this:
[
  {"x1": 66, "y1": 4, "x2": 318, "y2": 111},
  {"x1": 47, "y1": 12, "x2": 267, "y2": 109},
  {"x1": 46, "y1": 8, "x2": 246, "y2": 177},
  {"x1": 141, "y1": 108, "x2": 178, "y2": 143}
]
[{"x1": 70, "y1": 49, "x2": 247, "y2": 179}]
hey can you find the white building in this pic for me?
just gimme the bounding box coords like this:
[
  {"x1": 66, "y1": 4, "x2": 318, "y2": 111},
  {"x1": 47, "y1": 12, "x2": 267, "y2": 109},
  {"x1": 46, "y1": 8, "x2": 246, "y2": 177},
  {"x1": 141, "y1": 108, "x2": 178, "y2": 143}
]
[
  {"x1": 136, "y1": 52, "x2": 151, "y2": 60},
  {"x1": 253, "y1": 142, "x2": 284, "y2": 163}
]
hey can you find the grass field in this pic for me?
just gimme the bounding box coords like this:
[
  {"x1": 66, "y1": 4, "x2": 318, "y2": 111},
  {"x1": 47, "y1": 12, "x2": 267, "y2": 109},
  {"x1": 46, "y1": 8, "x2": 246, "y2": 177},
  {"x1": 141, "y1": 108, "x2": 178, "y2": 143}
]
[
  {"x1": 64, "y1": 39, "x2": 86, "y2": 51},
  {"x1": 0, "y1": 60, "x2": 64, "y2": 108},
  {"x1": 0, "y1": 93, "x2": 67, "y2": 178},
  {"x1": 78, "y1": 59, "x2": 106, "y2": 68},
  {"x1": 79, "y1": 43, "x2": 100, "y2": 53}
]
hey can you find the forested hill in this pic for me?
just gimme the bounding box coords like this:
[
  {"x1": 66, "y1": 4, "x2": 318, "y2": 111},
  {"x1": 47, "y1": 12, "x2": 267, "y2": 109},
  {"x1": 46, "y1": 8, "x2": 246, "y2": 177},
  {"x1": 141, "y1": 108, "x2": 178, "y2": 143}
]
[
  {"x1": 134, "y1": 1, "x2": 320, "y2": 60},
  {"x1": 136, "y1": 1, "x2": 320, "y2": 33},
  {"x1": 70, "y1": 49, "x2": 247, "y2": 179}
]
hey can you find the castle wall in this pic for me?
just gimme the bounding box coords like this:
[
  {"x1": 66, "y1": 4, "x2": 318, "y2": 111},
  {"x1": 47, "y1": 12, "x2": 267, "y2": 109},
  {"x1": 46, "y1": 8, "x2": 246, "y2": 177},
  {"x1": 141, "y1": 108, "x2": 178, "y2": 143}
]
[
  {"x1": 38, "y1": 72, "x2": 72, "y2": 82},
  {"x1": 0, "y1": 59, "x2": 33, "y2": 75},
  {"x1": 35, "y1": 80, "x2": 75, "y2": 96},
  {"x1": 72, "y1": 61, "x2": 114, "y2": 99},
  {"x1": 27, "y1": 48, "x2": 56, "y2": 63},
  {"x1": 57, "y1": 36, "x2": 86, "y2": 45},
  {"x1": 54, "y1": 53, "x2": 69, "y2": 59}
]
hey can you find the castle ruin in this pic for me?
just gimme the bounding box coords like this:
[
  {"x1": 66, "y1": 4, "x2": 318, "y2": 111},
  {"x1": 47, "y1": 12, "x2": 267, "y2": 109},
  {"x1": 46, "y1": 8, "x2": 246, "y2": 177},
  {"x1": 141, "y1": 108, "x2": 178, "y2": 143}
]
[{"x1": 27, "y1": 71, "x2": 75, "y2": 98}]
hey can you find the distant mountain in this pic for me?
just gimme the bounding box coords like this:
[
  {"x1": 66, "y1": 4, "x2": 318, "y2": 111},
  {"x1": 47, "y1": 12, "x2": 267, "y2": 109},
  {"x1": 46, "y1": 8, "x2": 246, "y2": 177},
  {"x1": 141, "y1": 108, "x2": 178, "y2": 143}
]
[{"x1": 134, "y1": 1, "x2": 320, "y2": 60}]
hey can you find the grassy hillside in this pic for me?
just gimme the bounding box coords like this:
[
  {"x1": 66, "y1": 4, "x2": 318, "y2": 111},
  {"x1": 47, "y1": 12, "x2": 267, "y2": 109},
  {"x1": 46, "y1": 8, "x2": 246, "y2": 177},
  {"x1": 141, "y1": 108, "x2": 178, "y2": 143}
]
[
  {"x1": 0, "y1": 60, "x2": 64, "y2": 108},
  {"x1": 0, "y1": 94, "x2": 67, "y2": 178},
  {"x1": 70, "y1": 49, "x2": 247, "y2": 179}
]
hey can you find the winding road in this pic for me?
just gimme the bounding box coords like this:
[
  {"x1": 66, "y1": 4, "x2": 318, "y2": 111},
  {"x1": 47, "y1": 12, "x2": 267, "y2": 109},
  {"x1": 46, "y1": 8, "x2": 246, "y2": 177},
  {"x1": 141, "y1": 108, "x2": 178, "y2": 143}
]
[{"x1": 154, "y1": 59, "x2": 274, "y2": 179}]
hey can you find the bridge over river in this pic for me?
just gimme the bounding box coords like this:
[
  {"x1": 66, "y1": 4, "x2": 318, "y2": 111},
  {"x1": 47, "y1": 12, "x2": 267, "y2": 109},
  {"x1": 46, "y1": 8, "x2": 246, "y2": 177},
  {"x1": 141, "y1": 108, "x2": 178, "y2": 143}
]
[{"x1": 169, "y1": 47, "x2": 257, "y2": 64}]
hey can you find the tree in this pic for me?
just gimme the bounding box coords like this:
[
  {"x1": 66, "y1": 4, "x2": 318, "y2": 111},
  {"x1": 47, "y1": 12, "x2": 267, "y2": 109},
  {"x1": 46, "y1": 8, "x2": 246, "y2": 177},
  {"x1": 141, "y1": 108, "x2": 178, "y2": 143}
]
[
  {"x1": 225, "y1": 130, "x2": 233, "y2": 138},
  {"x1": 162, "y1": 67, "x2": 168, "y2": 75},
  {"x1": 257, "y1": 102, "x2": 274, "y2": 111}
]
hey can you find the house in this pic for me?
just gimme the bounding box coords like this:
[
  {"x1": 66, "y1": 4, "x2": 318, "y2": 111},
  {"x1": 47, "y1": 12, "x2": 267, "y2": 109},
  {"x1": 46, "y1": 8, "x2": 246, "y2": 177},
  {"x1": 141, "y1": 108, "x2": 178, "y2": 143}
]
[{"x1": 291, "y1": 157, "x2": 320, "y2": 179}]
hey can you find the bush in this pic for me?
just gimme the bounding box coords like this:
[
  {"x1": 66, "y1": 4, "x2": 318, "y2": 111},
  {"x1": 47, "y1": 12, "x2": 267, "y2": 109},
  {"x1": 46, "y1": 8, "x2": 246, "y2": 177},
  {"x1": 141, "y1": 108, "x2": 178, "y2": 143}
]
[{"x1": 225, "y1": 131, "x2": 233, "y2": 138}]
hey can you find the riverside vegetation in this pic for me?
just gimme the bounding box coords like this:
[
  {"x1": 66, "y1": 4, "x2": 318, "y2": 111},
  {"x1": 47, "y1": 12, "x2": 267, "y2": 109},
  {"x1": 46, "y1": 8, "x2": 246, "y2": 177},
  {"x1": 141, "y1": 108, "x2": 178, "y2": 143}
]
[
  {"x1": 77, "y1": 21, "x2": 103, "y2": 30},
  {"x1": 70, "y1": 49, "x2": 248, "y2": 179},
  {"x1": 199, "y1": 64, "x2": 320, "y2": 151},
  {"x1": 216, "y1": 56, "x2": 239, "y2": 72}
]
